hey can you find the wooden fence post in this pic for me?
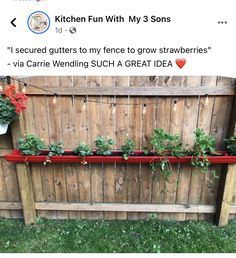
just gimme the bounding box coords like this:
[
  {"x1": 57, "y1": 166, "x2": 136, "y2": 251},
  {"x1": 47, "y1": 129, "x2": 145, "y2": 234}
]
[
  {"x1": 216, "y1": 164, "x2": 236, "y2": 226},
  {"x1": 10, "y1": 110, "x2": 36, "y2": 224},
  {"x1": 215, "y1": 96, "x2": 236, "y2": 226}
]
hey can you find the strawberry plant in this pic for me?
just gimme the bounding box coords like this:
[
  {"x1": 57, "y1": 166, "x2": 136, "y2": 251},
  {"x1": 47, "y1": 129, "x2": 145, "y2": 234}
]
[
  {"x1": 17, "y1": 134, "x2": 46, "y2": 155},
  {"x1": 95, "y1": 136, "x2": 115, "y2": 156},
  {"x1": 121, "y1": 138, "x2": 135, "y2": 160},
  {"x1": 74, "y1": 143, "x2": 92, "y2": 156},
  {"x1": 47, "y1": 142, "x2": 64, "y2": 157},
  {"x1": 225, "y1": 136, "x2": 236, "y2": 155},
  {"x1": 191, "y1": 128, "x2": 216, "y2": 174},
  {"x1": 150, "y1": 128, "x2": 187, "y2": 180}
]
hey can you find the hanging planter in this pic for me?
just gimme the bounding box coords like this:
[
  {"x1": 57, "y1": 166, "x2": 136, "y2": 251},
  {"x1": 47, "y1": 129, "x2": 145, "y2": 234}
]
[
  {"x1": 4, "y1": 149, "x2": 236, "y2": 164},
  {"x1": 0, "y1": 123, "x2": 9, "y2": 135},
  {"x1": 0, "y1": 85, "x2": 28, "y2": 133}
]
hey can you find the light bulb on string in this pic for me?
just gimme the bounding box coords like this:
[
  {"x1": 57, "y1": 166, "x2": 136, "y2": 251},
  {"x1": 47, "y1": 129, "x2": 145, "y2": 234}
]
[
  {"x1": 82, "y1": 98, "x2": 86, "y2": 111},
  {"x1": 142, "y1": 103, "x2": 147, "y2": 115},
  {"x1": 112, "y1": 103, "x2": 116, "y2": 115},
  {"x1": 173, "y1": 100, "x2": 177, "y2": 111},
  {"x1": 205, "y1": 94, "x2": 209, "y2": 106},
  {"x1": 53, "y1": 93, "x2": 57, "y2": 104},
  {"x1": 0, "y1": 85, "x2": 3, "y2": 91},
  {"x1": 22, "y1": 83, "x2": 27, "y2": 93}
]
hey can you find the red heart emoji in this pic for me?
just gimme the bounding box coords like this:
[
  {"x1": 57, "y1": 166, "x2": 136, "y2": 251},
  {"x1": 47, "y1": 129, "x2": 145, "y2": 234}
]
[{"x1": 176, "y1": 58, "x2": 186, "y2": 69}]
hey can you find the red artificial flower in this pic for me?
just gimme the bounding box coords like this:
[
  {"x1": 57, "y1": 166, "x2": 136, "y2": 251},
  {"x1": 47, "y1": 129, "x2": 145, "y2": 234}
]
[
  {"x1": 3, "y1": 85, "x2": 28, "y2": 114},
  {"x1": 4, "y1": 85, "x2": 16, "y2": 97}
]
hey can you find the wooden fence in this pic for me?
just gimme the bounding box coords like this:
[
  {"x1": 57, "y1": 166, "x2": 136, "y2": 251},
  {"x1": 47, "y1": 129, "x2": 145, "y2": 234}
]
[{"x1": 0, "y1": 76, "x2": 236, "y2": 225}]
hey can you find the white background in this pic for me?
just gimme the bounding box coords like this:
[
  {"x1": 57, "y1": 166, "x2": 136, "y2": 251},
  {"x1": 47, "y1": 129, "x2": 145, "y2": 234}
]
[{"x1": 0, "y1": 0, "x2": 235, "y2": 76}]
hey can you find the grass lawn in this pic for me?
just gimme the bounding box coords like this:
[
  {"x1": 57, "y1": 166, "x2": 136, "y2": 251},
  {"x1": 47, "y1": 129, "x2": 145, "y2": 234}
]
[{"x1": 0, "y1": 217, "x2": 235, "y2": 253}]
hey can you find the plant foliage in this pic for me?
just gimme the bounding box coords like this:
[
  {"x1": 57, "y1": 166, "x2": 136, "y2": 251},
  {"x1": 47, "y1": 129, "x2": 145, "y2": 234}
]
[
  {"x1": 225, "y1": 136, "x2": 236, "y2": 155},
  {"x1": 0, "y1": 95, "x2": 18, "y2": 124},
  {"x1": 191, "y1": 128, "x2": 216, "y2": 174},
  {"x1": 121, "y1": 138, "x2": 135, "y2": 160},
  {"x1": 150, "y1": 128, "x2": 187, "y2": 179},
  {"x1": 48, "y1": 142, "x2": 64, "y2": 157},
  {"x1": 17, "y1": 134, "x2": 46, "y2": 155},
  {"x1": 150, "y1": 128, "x2": 186, "y2": 156},
  {"x1": 74, "y1": 143, "x2": 92, "y2": 156},
  {"x1": 0, "y1": 85, "x2": 27, "y2": 125},
  {"x1": 95, "y1": 136, "x2": 115, "y2": 156}
]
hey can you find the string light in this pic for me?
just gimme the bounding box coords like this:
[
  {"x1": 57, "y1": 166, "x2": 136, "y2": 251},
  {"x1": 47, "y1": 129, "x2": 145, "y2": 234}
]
[
  {"x1": 112, "y1": 103, "x2": 116, "y2": 115},
  {"x1": 205, "y1": 94, "x2": 209, "y2": 106},
  {"x1": 22, "y1": 83, "x2": 27, "y2": 93},
  {"x1": 173, "y1": 100, "x2": 177, "y2": 111},
  {"x1": 82, "y1": 98, "x2": 86, "y2": 111},
  {"x1": 1, "y1": 76, "x2": 230, "y2": 107},
  {"x1": 0, "y1": 85, "x2": 3, "y2": 91},
  {"x1": 53, "y1": 93, "x2": 57, "y2": 104},
  {"x1": 142, "y1": 103, "x2": 147, "y2": 115}
]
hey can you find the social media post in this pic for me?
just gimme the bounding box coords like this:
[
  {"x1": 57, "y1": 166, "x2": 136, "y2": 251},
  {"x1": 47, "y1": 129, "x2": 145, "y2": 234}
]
[{"x1": 0, "y1": 0, "x2": 236, "y2": 256}]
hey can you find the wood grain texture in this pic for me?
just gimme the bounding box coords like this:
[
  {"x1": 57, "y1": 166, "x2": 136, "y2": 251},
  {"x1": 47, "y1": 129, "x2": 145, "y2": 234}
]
[
  {"x1": 101, "y1": 77, "x2": 116, "y2": 219},
  {"x1": 24, "y1": 86, "x2": 236, "y2": 96}
]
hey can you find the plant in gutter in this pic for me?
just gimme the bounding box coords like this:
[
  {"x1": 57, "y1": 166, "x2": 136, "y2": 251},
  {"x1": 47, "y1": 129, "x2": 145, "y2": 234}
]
[
  {"x1": 17, "y1": 134, "x2": 46, "y2": 155},
  {"x1": 95, "y1": 136, "x2": 115, "y2": 156},
  {"x1": 74, "y1": 143, "x2": 92, "y2": 156},
  {"x1": 225, "y1": 136, "x2": 236, "y2": 155},
  {"x1": 47, "y1": 142, "x2": 64, "y2": 157},
  {"x1": 150, "y1": 128, "x2": 187, "y2": 180},
  {"x1": 121, "y1": 138, "x2": 135, "y2": 160}
]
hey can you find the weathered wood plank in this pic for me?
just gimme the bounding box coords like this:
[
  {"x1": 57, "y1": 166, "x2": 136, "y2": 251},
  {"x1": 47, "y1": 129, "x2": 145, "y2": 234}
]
[
  {"x1": 35, "y1": 202, "x2": 216, "y2": 213},
  {"x1": 10, "y1": 87, "x2": 36, "y2": 224},
  {"x1": 0, "y1": 202, "x2": 22, "y2": 210},
  {"x1": 87, "y1": 76, "x2": 104, "y2": 219},
  {"x1": 163, "y1": 77, "x2": 185, "y2": 220},
  {"x1": 139, "y1": 97, "x2": 155, "y2": 219},
  {"x1": 187, "y1": 77, "x2": 217, "y2": 221},
  {"x1": 101, "y1": 76, "x2": 116, "y2": 220},
  {"x1": 24, "y1": 86, "x2": 236, "y2": 96},
  {"x1": 115, "y1": 76, "x2": 129, "y2": 220},
  {"x1": 127, "y1": 96, "x2": 142, "y2": 220},
  {"x1": 175, "y1": 77, "x2": 201, "y2": 221},
  {"x1": 216, "y1": 164, "x2": 236, "y2": 225},
  {"x1": 2, "y1": 158, "x2": 22, "y2": 218},
  {"x1": 0, "y1": 159, "x2": 11, "y2": 218}
]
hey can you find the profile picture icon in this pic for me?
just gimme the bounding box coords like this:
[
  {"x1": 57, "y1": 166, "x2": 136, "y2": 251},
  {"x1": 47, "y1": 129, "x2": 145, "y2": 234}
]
[{"x1": 27, "y1": 11, "x2": 50, "y2": 34}]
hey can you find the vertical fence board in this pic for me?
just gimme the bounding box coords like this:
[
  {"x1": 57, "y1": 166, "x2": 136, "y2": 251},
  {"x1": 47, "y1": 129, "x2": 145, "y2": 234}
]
[
  {"x1": 73, "y1": 77, "x2": 91, "y2": 219},
  {"x1": 139, "y1": 97, "x2": 155, "y2": 219},
  {"x1": 0, "y1": 159, "x2": 11, "y2": 218},
  {"x1": 101, "y1": 76, "x2": 116, "y2": 220},
  {"x1": 60, "y1": 77, "x2": 80, "y2": 219},
  {"x1": 115, "y1": 76, "x2": 129, "y2": 219},
  {"x1": 127, "y1": 97, "x2": 142, "y2": 220},
  {"x1": 175, "y1": 77, "x2": 201, "y2": 221},
  {"x1": 87, "y1": 76, "x2": 103, "y2": 219}
]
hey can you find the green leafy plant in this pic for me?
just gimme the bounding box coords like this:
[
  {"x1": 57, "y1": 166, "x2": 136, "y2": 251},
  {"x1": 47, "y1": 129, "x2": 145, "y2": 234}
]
[
  {"x1": 150, "y1": 128, "x2": 186, "y2": 156},
  {"x1": 17, "y1": 134, "x2": 46, "y2": 155},
  {"x1": 150, "y1": 128, "x2": 187, "y2": 179},
  {"x1": 74, "y1": 143, "x2": 92, "y2": 156},
  {"x1": 0, "y1": 95, "x2": 18, "y2": 124},
  {"x1": 0, "y1": 85, "x2": 27, "y2": 125},
  {"x1": 47, "y1": 142, "x2": 64, "y2": 157},
  {"x1": 191, "y1": 128, "x2": 216, "y2": 174},
  {"x1": 95, "y1": 136, "x2": 115, "y2": 156},
  {"x1": 225, "y1": 136, "x2": 236, "y2": 155},
  {"x1": 121, "y1": 138, "x2": 135, "y2": 160}
]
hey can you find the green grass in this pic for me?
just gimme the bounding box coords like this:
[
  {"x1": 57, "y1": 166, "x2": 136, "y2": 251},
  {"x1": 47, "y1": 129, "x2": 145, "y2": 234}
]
[{"x1": 0, "y1": 217, "x2": 236, "y2": 253}]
